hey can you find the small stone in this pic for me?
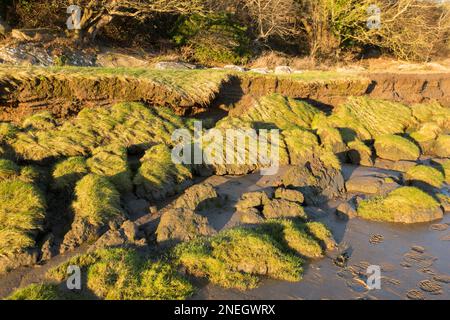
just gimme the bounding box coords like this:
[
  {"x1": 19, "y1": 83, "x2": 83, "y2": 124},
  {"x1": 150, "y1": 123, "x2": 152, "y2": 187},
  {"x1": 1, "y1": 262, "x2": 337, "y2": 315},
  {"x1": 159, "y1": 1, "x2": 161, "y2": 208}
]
[
  {"x1": 149, "y1": 206, "x2": 158, "y2": 215},
  {"x1": 274, "y1": 188, "x2": 304, "y2": 203},
  {"x1": 121, "y1": 220, "x2": 138, "y2": 241},
  {"x1": 336, "y1": 201, "x2": 358, "y2": 220}
]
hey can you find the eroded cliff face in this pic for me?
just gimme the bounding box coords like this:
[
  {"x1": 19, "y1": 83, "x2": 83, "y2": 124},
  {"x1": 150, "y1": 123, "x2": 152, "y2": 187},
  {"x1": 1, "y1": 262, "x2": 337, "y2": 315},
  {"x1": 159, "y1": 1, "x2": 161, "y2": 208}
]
[{"x1": 0, "y1": 67, "x2": 448, "y2": 124}]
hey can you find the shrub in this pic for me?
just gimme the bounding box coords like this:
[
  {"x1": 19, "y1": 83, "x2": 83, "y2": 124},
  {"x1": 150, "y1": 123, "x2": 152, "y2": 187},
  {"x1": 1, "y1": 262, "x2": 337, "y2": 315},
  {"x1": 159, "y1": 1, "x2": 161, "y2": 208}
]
[
  {"x1": 48, "y1": 248, "x2": 194, "y2": 300},
  {"x1": 0, "y1": 179, "x2": 46, "y2": 255},
  {"x1": 374, "y1": 134, "x2": 420, "y2": 161},
  {"x1": 173, "y1": 13, "x2": 251, "y2": 66},
  {"x1": 357, "y1": 187, "x2": 442, "y2": 223},
  {"x1": 52, "y1": 157, "x2": 89, "y2": 190},
  {"x1": 72, "y1": 174, "x2": 124, "y2": 226},
  {"x1": 405, "y1": 165, "x2": 445, "y2": 189}
]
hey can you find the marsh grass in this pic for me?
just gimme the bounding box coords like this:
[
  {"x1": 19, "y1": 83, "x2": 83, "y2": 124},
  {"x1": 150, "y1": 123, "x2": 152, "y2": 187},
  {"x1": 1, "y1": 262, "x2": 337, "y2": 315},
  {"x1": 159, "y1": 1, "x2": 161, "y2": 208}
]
[
  {"x1": 357, "y1": 187, "x2": 441, "y2": 223},
  {"x1": 0, "y1": 159, "x2": 19, "y2": 181},
  {"x1": 134, "y1": 144, "x2": 192, "y2": 201},
  {"x1": 174, "y1": 227, "x2": 303, "y2": 291},
  {"x1": 11, "y1": 102, "x2": 191, "y2": 161},
  {"x1": 22, "y1": 111, "x2": 56, "y2": 131},
  {"x1": 374, "y1": 134, "x2": 420, "y2": 161},
  {"x1": 47, "y1": 248, "x2": 194, "y2": 300},
  {"x1": 7, "y1": 283, "x2": 61, "y2": 300},
  {"x1": 52, "y1": 157, "x2": 89, "y2": 190},
  {"x1": 87, "y1": 145, "x2": 133, "y2": 193},
  {"x1": 72, "y1": 174, "x2": 124, "y2": 226},
  {"x1": 0, "y1": 179, "x2": 46, "y2": 255},
  {"x1": 405, "y1": 165, "x2": 445, "y2": 189}
]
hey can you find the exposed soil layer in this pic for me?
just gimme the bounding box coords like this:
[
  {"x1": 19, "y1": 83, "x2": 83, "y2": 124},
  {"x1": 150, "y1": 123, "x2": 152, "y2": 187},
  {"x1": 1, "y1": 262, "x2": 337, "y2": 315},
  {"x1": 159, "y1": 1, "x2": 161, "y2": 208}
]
[
  {"x1": 367, "y1": 73, "x2": 450, "y2": 107},
  {"x1": 2, "y1": 71, "x2": 448, "y2": 123}
]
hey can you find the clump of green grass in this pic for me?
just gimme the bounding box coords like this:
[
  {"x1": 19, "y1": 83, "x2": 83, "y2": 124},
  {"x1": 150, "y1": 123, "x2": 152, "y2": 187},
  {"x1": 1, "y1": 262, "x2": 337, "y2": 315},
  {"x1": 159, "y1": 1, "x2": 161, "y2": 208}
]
[
  {"x1": 52, "y1": 157, "x2": 89, "y2": 190},
  {"x1": 374, "y1": 134, "x2": 421, "y2": 161},
  {"x1": 0, "y1": 179, "x2": 46, "y2": 255},
  {"x1": 174, "y1": 228, "x2": 303, "y2": 291},
  {"x1": 134, "y1": 144, "x2": 192, "y2": 201},
  {"x1": 22, "y1": 111, "x2": 56, "y2": 131},
  {"x1": 72, "y1": 174, "x2": 124, "y2": 226},
  {"x1": 48, "y1": 248, "x2": 194, "y2": 300},
  {"x1": 405, "y1": 165, "x2": 445, "y2": 189},
  {"x1": 0, "y1": 122, "x2": 18, "y2": 141},
  {"x1": 217, "y1": 94, "x2": 322, "y2": 130},
  {"x1": 0, "y1": 158, "x2": 20, "y2": 181},
  {"x1": 87, "y1": 145, "x2": 132, "y2": 193},
  {"x1": 12, "y1": 103, "x2": 191, "y2": 161},
  {"x1": 7, "y1": 284, "x2": 61, "y2": 300},
  {"x1": 324, "y1": 97, "x2": 415, "y2": 141},
  {"x1": 410, "y1": 122, "x2": 442, "y2": 154},
  {"x1": 443, "y1": 160, "x2": 450, "y2": 184},
  {"x1": 19, "y1": 165, "x2": 45, "y2": 186},
  {"x1": 433, "y1": 135, "x2": 450, "y2": 158},
  {"x1": 357, "y1": 187, "x2": 442, "y2": 223},
  {"x1": 411, "y1": 101, "x2": 450, "y2": 130},
  {"x1": 312, "y1": 120, "x2": 347, "y2": 155},
  {"x1": 282, "y1": 129, "x2": 341, "y2": 170},
  {"x1": 257, "y1": 220, "x2": 324, "y2": 259}
]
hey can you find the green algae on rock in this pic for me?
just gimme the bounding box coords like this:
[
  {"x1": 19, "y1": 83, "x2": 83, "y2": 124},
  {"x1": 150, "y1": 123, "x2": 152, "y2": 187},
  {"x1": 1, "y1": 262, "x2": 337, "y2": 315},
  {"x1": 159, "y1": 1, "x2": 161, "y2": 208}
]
[
  {"x1": 7, "y1": 283, "x2": 63, "y2": 300},
  {"x1": 433, "y1": 135, "x2": 450, "y2": 158},
  {"x1": 0, "y1": 158, "x2": 20, "y2": 181},
  {"x1": 357, "y1": 187, "x2": 443, "y2": 223},
  {"x1": 374, "y1": 134, "x2": 420, "y2": 161},
  {"x1": 347, "y1": 139, "x2": 373, "y2": 166}
]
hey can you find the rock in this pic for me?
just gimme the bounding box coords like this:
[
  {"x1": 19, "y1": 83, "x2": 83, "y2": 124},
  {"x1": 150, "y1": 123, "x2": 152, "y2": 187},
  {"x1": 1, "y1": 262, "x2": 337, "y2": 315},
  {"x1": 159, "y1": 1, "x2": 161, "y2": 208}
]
[
  {"x1": 274, "y1": 188, "x2": 304, "y2": 203},
  {"x1": 347, "y1": 140, "x2": 374, "y2": 166},
  {"x1": 239, "y1": 208, "x2": 265, "y2": 224},
  {"x1": 262, "y1": 199, "x2": 307, "y2": 219},
  {"x1": 11, "y1": 28, "x2": 56, "y2": 42},
  {"x1": 223, "y1": 65, "x2": 246, "y2": 72},
  {"x1": 125, "y1": 198, "x2": 149, "y2": 216},
  {"x1": 250, "y1": 68, "x2": 270, "y2": 74},
  {"x1": 274, "y1": 66, "x2": 293, "y2": 74},
  {"x1": 156, "y1": 208, "x2": 216, "y2": 244},
  {"x1": 0, "y1": 249, "x2": 39, "y2": 275},
  {"x1": 374, "y1": 134, "x2": 420, "y2": 161},
  {"x1": 122, "y1": 221, "x2": 139, "y2": 241},
  {"x1": 40, "y1": 234, "x2": 57, "y2": 261},
  {"x1": 97, "y1": 52, "x2": 150, "y2": 68},
  {"x1": 357, "y1": 186, "x2": 444, "y2": 223},
  {"x1": 279, "y1": 165, "x2": 345, "y2": 205},
  {"x1": 346, "y1": 175, "x2": 400, "y2": 195},
  {"x1": 236, "y1": 190, "x2": 272, "y2": 210},
  {"x1": 174, "y1": 183, "x2": 219, "y2": 211},
  {"x1": 149, "y1": 206, "x2": 158, "y2": 215},
  {"x1": 336, "y1": 201, "x2": 358, "y2": 220},
  {"x1": 374, "y1": 159, "x2": 417, "y2": 172},
  {"x1": 154, "y1": 61, "x2": 197, "y2": 70}
]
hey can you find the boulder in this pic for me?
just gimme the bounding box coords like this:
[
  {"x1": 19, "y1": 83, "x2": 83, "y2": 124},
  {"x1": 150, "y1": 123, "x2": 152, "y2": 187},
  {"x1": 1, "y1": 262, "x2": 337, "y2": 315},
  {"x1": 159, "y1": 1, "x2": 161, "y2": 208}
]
[
  {"x1": 174, "y1": 183, "x2": 219, "y2": 211},
  {"x1": 373, "y1": 159, "x2": 417, "y2": 172},
  {"x1": 239, "y1": 208, "x2": 265, "y2": 224},
  {"x1": 236, "y1": 190, "x2": 272, "y2": 210},
  {"x1": 274, "y1": 66, "x2": 293, "y2": 74},
  {"x1": 357, "y1": 187, "x2": 444, "y2": 223},
  {"x1": 347, "y1": 140, "x2": 374, "y2": 166},
  {"x1": 274, "y1": 188, "x2": 304, "y2": 203},
  {"x1": 223, "y1": 65, "x2": 246, "y2": 72},
  {"x1": 154, "y1": 61, "x2": 197, "y2": 70},
  {"x1": 336, "y1": 201, "x2": 358, "y2": 220},
  {"x1": 262, "y1": 199, "x2": 307, "y2": 219},
  {"x1": 346, "y1": 176, "x2": 399, "y2": 195},
  {"x1": 374, "y1": 134, "x2": 420, "y2": 161},
  {"x1": 250, "y1": 68, "x2": 270, "y2": 74},
  {"x1": 156, "y1": 208, "x2": 216, "y2": 244}
]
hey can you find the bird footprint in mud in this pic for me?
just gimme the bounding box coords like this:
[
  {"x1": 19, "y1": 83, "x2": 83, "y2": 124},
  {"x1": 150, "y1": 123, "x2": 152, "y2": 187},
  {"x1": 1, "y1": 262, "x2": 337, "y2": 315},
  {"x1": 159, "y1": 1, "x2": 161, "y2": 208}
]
[
  {"x1": 401, "y1": 246, "x2": 437, "y2": 269},
  {"x1": 418, "y1": 279, "x2": 443, "y2": 295},
  {"x1": 369, "y1": 234, "x2": 384, "y2": 244}
]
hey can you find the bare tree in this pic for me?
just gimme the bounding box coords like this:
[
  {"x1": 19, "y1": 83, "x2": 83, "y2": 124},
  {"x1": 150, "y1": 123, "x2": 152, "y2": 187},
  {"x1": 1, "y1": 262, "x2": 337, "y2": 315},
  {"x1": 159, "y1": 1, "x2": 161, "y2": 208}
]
[
  {"x1": 66, "y1": 0, "x2": 208, "y2": 42},
  {"x1": 241, "y1": 0, "x2": 300, "y2": 41}
]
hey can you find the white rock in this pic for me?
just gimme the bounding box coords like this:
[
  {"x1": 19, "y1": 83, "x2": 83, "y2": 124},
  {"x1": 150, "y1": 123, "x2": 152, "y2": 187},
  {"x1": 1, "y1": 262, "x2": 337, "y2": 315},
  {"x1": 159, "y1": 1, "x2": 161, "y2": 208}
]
[{"x1": 274, "y1": 66, "x2": 293, "y2": 74}]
